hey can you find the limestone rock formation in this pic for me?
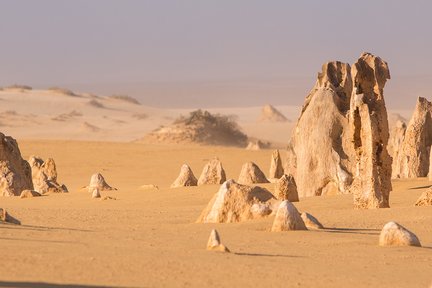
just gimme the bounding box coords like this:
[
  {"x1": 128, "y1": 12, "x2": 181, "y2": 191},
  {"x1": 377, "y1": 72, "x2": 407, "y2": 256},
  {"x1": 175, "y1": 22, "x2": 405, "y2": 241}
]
[
  {"x1": 206, "y1": 229, "x2": 230, "y2": 253},
  {"x1": 269, "y1": 150, "x2": 284, "y2": 180},
  {"x1": 237, "y1": 162, "x2": 269, "y2": 185},
  {"x1": 379, "y1": 221, "x2": 421, "y2": 247},
  {"x1": 349, "y1": 52, "x2": 392, "y2": 209},
  {"x1": 285, "y1": 60, "x2": 354, "y2": 197},
  {"x1": 0, "y1": 133, "x2": 33, "y2": 196},
  {"x1": 92, "y1": 188, "x2": 101, "y2": 199},
  {"x1": 88, "y1": 173, "x2": 116, "y2": 193},
  {"x1": 197, "y1": 179, "x2": 274, "y2": 223},
  {"x1": 274, "y1": 174, "x2": 299, "y2": 202},
  {"x1": 393, "y1": 97, "x2": 432, "y2": 178},
  {"x1": 197, "y1": 158, "x2": 226, "y2": 185},
  {"x1": 171, "y1": 164, "x2": 197, "y2": 188},
  {"x1": 414, "y1": 188, "x2": 432, "y2": 206},
  {"x1": 300, "y1": 212, "x2": 323, "y2": 229},
  {"x1": 271, "y1": 200, "x2": 307, "y2": 232},
  {"x1": 259, "y1": 104, "x2": 288, "y2": 122},
  {"x1": 389, "y1": 120, "x2": 407, "y2": 178},
  {"x1": 29, "y1": 156, "x2": 68, "y2": 194},
  {"x1": 0, "y1": 208, "x2": 21, "y2": 224},
  {"x1": 20, "y1": 190, "x2": 41, "y2": 199},
  {"x1": 429, "y1": 150, "x2": 432, "y2": 181}
]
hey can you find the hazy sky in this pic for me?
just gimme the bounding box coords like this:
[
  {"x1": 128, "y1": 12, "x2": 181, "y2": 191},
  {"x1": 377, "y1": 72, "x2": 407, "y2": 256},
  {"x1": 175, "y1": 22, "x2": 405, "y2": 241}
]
[{"x1": 1, "y1": 0, "x2": 431, "y2": 109}]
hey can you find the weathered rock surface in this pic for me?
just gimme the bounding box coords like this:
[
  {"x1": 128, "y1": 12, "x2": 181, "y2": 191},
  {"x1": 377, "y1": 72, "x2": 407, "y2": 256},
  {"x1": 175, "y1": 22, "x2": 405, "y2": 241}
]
[
  {"x1": 0, "y1": 208, "x2": 21, "y2": 224},
  {"x1": 92, "y1": 188, "x2": 101, "y2": 199},
  {"x1": 274, "y1": 174, "x2": 299, "y2": 202},
  {"x1": 198, "y1": 158, "x2": 226, "y2": 185},
  {"x1": 197, "y1": 179, "x2": 274, "y2": 223},
  {"x1": 271, "y1": 200, "x2": 307, "y2": 232},
  {"x1": 393, "y1": 97, "x2": 432, "y2": 178},
  {"x1": 171, "y1": 164, "x2": 197, "y2": 188},
  {"x1": 259, "y1": 104, "x2": 288, "y2": 122},
  {"x1": 414, "y1": 188, "x2": 432, "y2": 206},
  {"x1": 379, "y1": 221, "x2": 421, "y2": 247},
  {"x1": 269, "y1": 150, "x2": 284, "y2": 180},
  {"x1": 20, "y1": 189, "x2": 41, "y2": 199},
  {"x1": 301, "y1": 212, "x2": 324, "y2": 229},
  {"x1": 237, "y1": 162, "x2": 269, "y2": 185},
  {"x1": 349, "y1": 53, "x2": 392, "y2": 209},
  {"x1": 206, "y1": 229, "x2": 230, "y2": 253},
  {"x1": 389, "y1": 120, "x2": 407, "y2": 178},
  {"x1": 0, "y1": 133, "x2": 33, "y2": 196},
  {"x1": 88, "y1": 173, "x2": 116, "y2": 193},
  {"x1": 29, "y1": 156, "x2": 68, "y2": 194}
]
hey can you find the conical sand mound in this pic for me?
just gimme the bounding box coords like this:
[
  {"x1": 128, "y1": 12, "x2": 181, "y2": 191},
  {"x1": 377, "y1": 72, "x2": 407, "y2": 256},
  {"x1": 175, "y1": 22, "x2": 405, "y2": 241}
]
[
  {"x1": 258, "y1": 104, "x2": 288, "y2": 122},
  {"x1": 171, "y1": 164, "x2": 197, "y2": 188}
]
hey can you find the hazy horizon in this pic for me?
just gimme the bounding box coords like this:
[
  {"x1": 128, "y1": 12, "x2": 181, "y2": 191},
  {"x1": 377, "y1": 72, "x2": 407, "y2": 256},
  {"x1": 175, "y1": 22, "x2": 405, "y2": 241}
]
[{"x1": 1, "y1": 0, "x2": 431, "y2": 109}]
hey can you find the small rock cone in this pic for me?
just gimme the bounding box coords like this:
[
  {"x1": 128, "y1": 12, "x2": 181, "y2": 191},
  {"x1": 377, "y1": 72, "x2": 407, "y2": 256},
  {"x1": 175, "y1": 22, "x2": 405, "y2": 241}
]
[
  {"x1": 301, "y1": 212, "x2": 323, "y2": 229},
  {"x1": 271, "y1": 200, "x2": 307, "y2": 232},
  {"x1": 237, "y1": 162, "x2": 269, "y2": 185},
  {"x1": 198, "y1": 158, "x2": 226, "y2": 185},
  {"x1": 206, "y1": 229, "x2": 230, "y2": 252},
  {"x1": 88, "y1": 173, "x2": 116, "y2": 192},
  {"x1": 275, "y1": 174, "x2": 299, "y2": 202},
  {"x1": 379, "y1": 221, "x2": 421, "y2": 247},
  {"x1": 269, "y1": 150, "x2": 284, "y2": 180},
  {"x1": 20, "y1": 190, "x2": 41, "y2": 199},
  {"x1": 92, "y1": 188, "x2": 101, "y2": 199},
  {"x1": 171, "y1": 164, "x2": 197, "y2": 188}
]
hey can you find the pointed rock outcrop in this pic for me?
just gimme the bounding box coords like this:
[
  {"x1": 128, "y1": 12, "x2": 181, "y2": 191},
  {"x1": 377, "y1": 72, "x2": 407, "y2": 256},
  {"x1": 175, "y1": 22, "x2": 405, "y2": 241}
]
[
  {"x1": 206, "y1": 229, "x2": 230, "y2": 253},
  {"x1": 271, "y1": 200, "x2": 307, "y2": 232},
  {"x1": 274, "y1": 174, "x2": 299, "y2": 202},
  {"x1": 393, "y1": 97, "x2": 432, "y2": 178},
  {"x1": 197, "y1": 179, "x2": 274, "y2": 223},
  {"x1": 349, "y1": 52, "x2": 392, "y2": 209},
  {"x1": 0, "y1": 133, "x2": 33, "y2": 196},
  {"x1": 29, "y1": 156, "x2": 68, "y2": 194},
  {"x1": 20, "y1": 190, "x2": 41, "y2": 199},
  {"x1": 414, "y1": 188, "x2": 432, "y2": 206},
  {"x1": 198, "y1": 158, "x2": 226, "y2": 185},
  {"x1": 88, "y1": 173, "x2": 116, "y2": 193},
  {"x1": 389, "y1": 120, "x2": 407, "y2": 178},
  {"x1": 171, "y1": 164, "x2": 197, "y2": 188},
  {"x1": 259, "y1": 104, "x2": 288, "y2": 122},
  {"x1": 269, "y1": 150, "x2": 284, "y2": 180},
  {"x1": 237, "y1": 162, "x2": 269, "y2": 185},
  {"x1": 301, "y1": 212, "x2": 323, "y2": 229},
  {"x1": 379, "y1": 222, "x2": 421, "y2": 247}
]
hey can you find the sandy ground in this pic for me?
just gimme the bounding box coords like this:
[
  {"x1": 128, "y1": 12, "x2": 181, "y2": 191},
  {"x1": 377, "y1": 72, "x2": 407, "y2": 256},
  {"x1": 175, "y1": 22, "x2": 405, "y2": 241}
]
[{"x1": 0, "y1": 140, "x2": 431, "y2": 288}]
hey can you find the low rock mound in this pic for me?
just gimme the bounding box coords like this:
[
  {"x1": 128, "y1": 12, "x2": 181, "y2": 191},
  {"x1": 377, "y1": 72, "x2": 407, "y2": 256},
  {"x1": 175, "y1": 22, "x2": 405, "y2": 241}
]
[
  {"x1": 269, "y1": 150, "x2": 284, "y2": 180},
  {"x1": 237, "y1": 162, "x2": 269, "y2": 185},
  {"x1": 275, "y1": 174, "x2": 299, "y2": 202},
  {"x1": 301, "y1": 212, "x2": 323, "y2": 229},
  {"x1": 88, "y1": 173, "x2": 116, "y2": 193},
  {"x1": 197, "y1": 179, "x2": 274, "y2": 223},
  {"x1": 20, "y1": 190, "x2": 41, "y2": 199},
  {"x1": 207, "y1": 229, "x2": 230, "y2": 253},
  {"x1": 271, "y1": 200, "x2": 307, "y2": 232},
  {"x1": 0, "y1": 133, "x2": 33, "y2": 196},
  {"x1": 198, "y1": 158, "x2": 226, "y2": 185},
  {"x1": 0, "y1": 208, "x2": 21, "y2": 224},
  {"x1": 143, "y1": 110, "x2": 248, "y2": 147},
  {"x1": 379, "y1": 221, "x2": 421, "y2": 247},
  {"x1": 171, "y1": 164, "x2": 197, "y2": 188},
  {"x1": 258, "y1": 104, "x2": 288, "y2": 122},
  {"x1": 29, "y1": 156, "x2": 68, "y2": 194},
  {"x1": 414, "y1": 188, "x2": 432, "y2": 206}
]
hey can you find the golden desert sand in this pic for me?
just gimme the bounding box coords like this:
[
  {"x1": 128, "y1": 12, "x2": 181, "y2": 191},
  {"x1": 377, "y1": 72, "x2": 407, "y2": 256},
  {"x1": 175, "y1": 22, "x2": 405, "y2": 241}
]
[{"x1": 1, "y1": 53, "x2": 432, "y2": 288}]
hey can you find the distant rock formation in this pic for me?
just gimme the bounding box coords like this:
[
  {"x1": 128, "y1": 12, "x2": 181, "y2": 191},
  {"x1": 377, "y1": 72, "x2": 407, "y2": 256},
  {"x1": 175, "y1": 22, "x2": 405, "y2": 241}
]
[
  {"x1": 237, "y1": 162, "x2": 269, "y2": 185},
  {"x1": 0, "y1": 133, "x2": 33, "y2": 196},
  {"x1": 171, "y1": 164, "x2": 197, "y2": 188},
  {"x1": 393, "y1": 97, "x2": 432, "y2": 178},
  {"x1": 206, "y1": 229, "x2": 230, "y2": 253},
  {"x1": 414, "y1": 188, "x2": 432, "y2": 206},
  {"x1": 389, "y1": 120, "x2": 407, "y2": 178},
  {"x1": 197, "y1": 179, "x2": 274, "y2": 223},
  {"x1": 271, "y1": 200, "x2": 307, "y2": 232},
  {"x1": 274, "y1": 174, "x2": 299, "y2": 202},
  {"x1": 379, "y1": 222, "x2": 421, "y2": 247},
  {"x1": 29, "y1": 156, "x2": 68, "y2": 194},
  {"x1": 258, "y1": 104, "x2": 288, "y2": 122},
  {"x1": 269, "y1": 150, "x2": 284, "y2": 180},
  {"x1": 198, "y1": 158, "x2": 226, "y2": 185},
  {"x1": 143, "y1": 110, "x2": 248, "y2": 147}
]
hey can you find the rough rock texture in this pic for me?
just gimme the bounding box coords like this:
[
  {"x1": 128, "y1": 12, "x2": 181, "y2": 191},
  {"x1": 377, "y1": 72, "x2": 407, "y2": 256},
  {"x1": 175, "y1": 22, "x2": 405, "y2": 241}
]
[
  {"x1": 0, "y1": 133, "x2": 33, "y2": 196},
  {"x1": 206, "y1": 229, "x2": 230, "y2": 253},
  {"x1": 271, "y1": 200, "x2": 307, "y2": 232},
  {"x1": 349, "y1": 53, "x2": 392, "y2": 209},
  {"x1": 197, "y1": 179, "x2": 274, "y2": 223},
  {"x1": 301, "y1": 212, "x2": 324, "y2": 229},
  {"x1": 171, "y1": 164, "x2": 198, "y2": 188},
  {"x1": 269, "y1": 150, "x2": 284, "y2": 180},
  {"x1": 274, "y1": 174, "x2": 299, "y2": 202},
  {"x1": 88, "y1": 173, "x2": 116, "y2": 193},
  {"x1": 414, "y1": 188, "x2": 432, "y2": 206},
  {"x1": 92, "y1": 188, "x2": 101, "y2": 199},
  {"x1": 389, "y1": 120, "x2": 407, "y2": 178},
  {"x1": 429, "y1": 150, "x2": 432, "y2": 181},
  {"x1": 259, "y1": 104, "x2": 288, "y2": 122},
  {"x1": 379, "y1": 221, "x2": 421, "y2": 247},
  {"x1": 29, "y1": 156, "x2": 68, "y2": 194},
  {"x1": 393, "y1": 97, "x2": 432, "y2": 178},
  {"x1": 237, "y1": 162, "x2": 269, "y2": 185},
  {"x1": 197, "y1": 158, "x2": 226, "y2": 185},
  {"x1": 20, "y1": 189, "x2": 41, "y2": 199},
  {"x1": 285, "y1": 61, "x2": 354, "y2": 197},
  {"x1": 0, "y1": 208, "x2": 21, "y2": 224}
]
